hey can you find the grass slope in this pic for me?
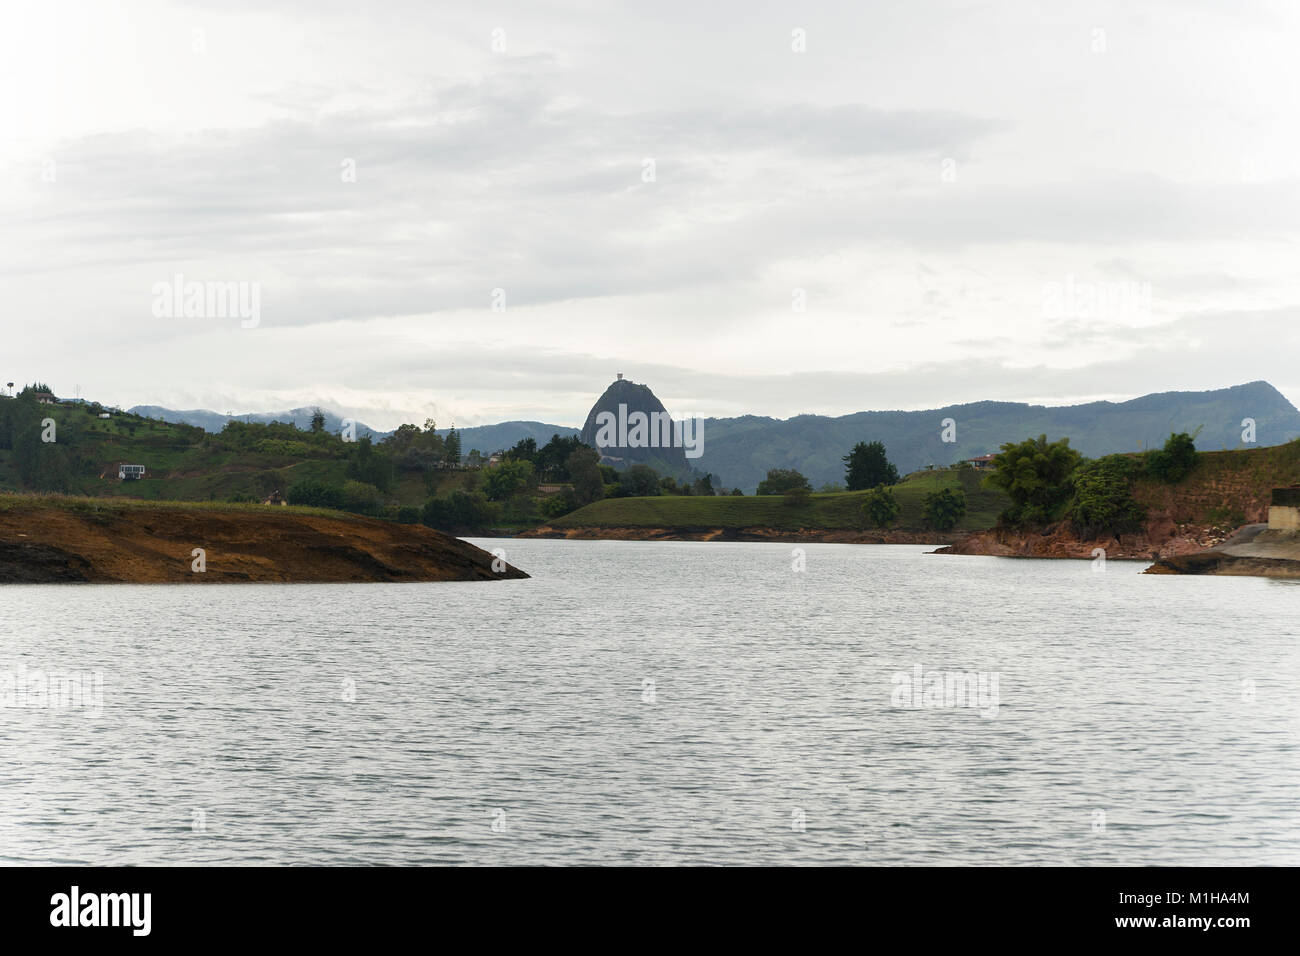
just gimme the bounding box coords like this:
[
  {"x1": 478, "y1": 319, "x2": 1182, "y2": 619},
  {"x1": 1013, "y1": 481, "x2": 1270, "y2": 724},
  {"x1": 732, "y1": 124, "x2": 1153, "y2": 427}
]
[{"x1": 551, "y1": 470, "x2": 1007, "y2": 532}]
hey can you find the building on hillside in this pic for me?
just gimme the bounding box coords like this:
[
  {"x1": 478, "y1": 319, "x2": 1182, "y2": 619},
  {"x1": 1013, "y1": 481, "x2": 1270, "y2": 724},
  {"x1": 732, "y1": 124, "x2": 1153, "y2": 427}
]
[
  {"x1": 118, "y1": 464, "x2": 146, "y2": 480},
  {"x1": 32, "y1": 391, "x2": 57, "y2": 405},
  {"x1": 962, "y1": 453, "x2": 997, "y2": 471},
  {"x1": 1268, "y1": 487, "x2": 1300, "y2": 531}
]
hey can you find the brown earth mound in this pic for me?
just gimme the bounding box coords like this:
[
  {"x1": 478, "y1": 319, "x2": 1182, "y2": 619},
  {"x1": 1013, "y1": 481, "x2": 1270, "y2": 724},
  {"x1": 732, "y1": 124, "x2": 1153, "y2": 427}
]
[{"x1": 0, "y1": 498, "x2": 527, "y2": 584}]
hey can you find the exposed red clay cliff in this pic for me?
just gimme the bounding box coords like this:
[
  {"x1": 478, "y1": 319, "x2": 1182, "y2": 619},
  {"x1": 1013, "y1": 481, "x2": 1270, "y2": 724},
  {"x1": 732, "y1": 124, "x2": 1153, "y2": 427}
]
[
  {"x1": 933, "y1": 511, "x2": 1234, "y2": 561},
  {"x1": 0, "y1": 499, "x2": 527, "y2": 583}
]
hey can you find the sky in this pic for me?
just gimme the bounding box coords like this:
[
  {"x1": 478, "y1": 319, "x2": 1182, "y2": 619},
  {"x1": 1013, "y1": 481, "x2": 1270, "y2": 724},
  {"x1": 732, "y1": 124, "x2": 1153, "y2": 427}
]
[{"x1": 3, "y1": 0, "x2": 1299, "y2": 431}]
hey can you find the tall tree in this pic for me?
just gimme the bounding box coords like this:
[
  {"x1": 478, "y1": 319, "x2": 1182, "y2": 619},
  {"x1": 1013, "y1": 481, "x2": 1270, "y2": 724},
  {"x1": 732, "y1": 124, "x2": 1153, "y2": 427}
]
[
  {"x1": 843, "y1": 441, "x2": 899, "y2": 490},
  {"x1": 309, "y1": 407, "x2": 326, "y2": 433},
  {"x1": 566, "y1": 446, "x2": 605, "y2": 505},
  {"x1": 444, "y1": 426, "x2": 462, "y2": 466}
]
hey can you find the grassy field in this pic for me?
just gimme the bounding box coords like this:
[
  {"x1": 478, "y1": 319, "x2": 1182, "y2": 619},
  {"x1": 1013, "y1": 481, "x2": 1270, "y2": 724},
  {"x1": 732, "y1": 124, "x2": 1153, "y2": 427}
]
[
  {"x1": 0, "y1": 491, "x2": 357, "y2": 521},
  {"x1": 550, "y1": 469, "x2": 1008, "y2": 531}
]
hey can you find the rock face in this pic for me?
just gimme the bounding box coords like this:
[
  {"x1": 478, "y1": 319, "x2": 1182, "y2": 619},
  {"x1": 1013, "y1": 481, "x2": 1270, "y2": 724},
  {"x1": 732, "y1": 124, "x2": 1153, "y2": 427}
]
[
  {"x1": 0, "y1": 498, "x2": 528, "y2": 583},
  {"x1": 934, "y1": 512, "x2": 1233, "y2": 560},
  {"x1": 580, "y1": 378, "x2": 689, "y2": 475},
  {"x1": 1145, "y1": 524, "x2": 1300, "y2": 577}
]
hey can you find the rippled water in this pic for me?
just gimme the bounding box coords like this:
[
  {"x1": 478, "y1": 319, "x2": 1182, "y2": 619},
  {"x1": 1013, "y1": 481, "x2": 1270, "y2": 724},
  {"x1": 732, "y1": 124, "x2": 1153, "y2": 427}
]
[{"x1": 1, "y1": 540, "x2": 1297, "y2": 865}]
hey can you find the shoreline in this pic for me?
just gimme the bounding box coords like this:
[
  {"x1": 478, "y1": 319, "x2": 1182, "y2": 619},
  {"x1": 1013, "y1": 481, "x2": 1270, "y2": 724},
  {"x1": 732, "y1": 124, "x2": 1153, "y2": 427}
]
[{"x1": 514, "y1": 524, "x2": 964, "y2": 545}]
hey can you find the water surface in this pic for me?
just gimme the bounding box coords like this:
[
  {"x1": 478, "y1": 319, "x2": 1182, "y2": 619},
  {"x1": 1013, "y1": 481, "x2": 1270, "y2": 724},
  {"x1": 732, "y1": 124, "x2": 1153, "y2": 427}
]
[{"x1": 1, "y1": 540, "x2": 1296, "y2": 865}]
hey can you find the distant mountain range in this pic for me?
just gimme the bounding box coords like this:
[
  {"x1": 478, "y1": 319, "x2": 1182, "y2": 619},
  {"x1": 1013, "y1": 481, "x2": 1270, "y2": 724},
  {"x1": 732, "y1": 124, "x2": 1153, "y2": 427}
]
[
  {"x1": 133, "y1": 380, "x2": 1300, "y2": 493},
  {"x1": 695, "y1": 380, "x2": 1300, "y2": 491},
  {"x1": 128, "y1": 405, "x2": 388, "y2": 440},
  {"x1": 129, "y1": 405, "x2": 580, "y2": 453}
]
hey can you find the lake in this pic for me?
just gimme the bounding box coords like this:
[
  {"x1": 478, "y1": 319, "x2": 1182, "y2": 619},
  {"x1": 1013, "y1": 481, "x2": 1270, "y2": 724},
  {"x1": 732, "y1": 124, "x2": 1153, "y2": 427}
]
[{"x1": 1, "y1": 539, "x2": 1297, "y2": 865}]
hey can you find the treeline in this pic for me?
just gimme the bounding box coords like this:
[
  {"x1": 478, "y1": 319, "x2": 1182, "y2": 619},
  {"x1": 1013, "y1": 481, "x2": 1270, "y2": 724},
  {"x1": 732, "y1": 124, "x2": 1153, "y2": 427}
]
[
  {"x1": 415, "y1": 440, "x2": 723, "y2": 534},
  {"x1": 985, "y1": 431, "x2": 1200, "y2": 537}
]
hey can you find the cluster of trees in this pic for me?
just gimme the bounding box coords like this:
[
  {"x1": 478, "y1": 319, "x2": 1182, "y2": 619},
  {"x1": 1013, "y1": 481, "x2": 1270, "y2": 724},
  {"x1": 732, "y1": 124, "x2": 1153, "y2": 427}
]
[
  {"x1": 859, "y1": 483, "x2": 967, "y2": 530},
  {"x1": 986, "y1": 431, "x2": 1200, "y2": 536},
  {"x1": 0, "y1": 387, "x2": 85, "y2": 492}
]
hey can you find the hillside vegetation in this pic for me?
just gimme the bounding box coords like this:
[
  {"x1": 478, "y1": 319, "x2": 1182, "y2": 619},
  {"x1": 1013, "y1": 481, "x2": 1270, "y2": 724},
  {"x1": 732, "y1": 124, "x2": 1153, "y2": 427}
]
[{"x1": 548, "y1": 469, "x2": 1007, "y2": 532}]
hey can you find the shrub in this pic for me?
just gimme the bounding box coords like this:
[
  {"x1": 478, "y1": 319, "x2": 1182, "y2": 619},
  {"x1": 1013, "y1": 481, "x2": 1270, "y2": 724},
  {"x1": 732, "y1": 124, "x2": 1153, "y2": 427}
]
[
  {"x1": 341, "y1": 479, "x2": 383, "y2": 514},
  {"x1": 421, "y1": 491, "x2": 496, "y2": 532},
  {"x1": 287, "y1": 479, "x2": 344, "y2": 509},
  {"x1": 923, "y1": 487, "x2": 967, "y2": 530},
  {"x1": 758, "y1": 468, "x2": 812, "y2": 496},
  {"x1": 1147, "y1": 432, "x2": 1198, "y2": 483},
  {"x1": 1068, "y1": 455, "x2": 1146, "y2": 538},
  {"x1": 862, "y1": 486, "x2": 900, "y2": 528},
  {"x1": 783, "y1": 486, "x2": 812, "y2": 507}
]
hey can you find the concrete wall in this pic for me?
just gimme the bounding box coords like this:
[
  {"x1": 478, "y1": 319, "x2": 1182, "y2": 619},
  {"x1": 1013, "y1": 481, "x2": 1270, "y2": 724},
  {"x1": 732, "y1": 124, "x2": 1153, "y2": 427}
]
[
  {"x1": 1268, "y1": 489, "x2": 1300, "y2": 530},
  {"x1": 1269, "y1": 504, "x2": 1300, "y2": 531}
]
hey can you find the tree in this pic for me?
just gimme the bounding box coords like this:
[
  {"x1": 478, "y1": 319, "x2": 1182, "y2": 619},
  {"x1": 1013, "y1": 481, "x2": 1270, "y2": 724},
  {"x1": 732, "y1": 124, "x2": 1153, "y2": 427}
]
[
  {"x1": 691, "y1": 473, "x2": 715, "y2": 496},
  {"x1": 566, "y1": 446, "x2": 605, "y2": 505},
  {"x1": 443, "y1": 426, "x2": 462, "y2": 466},
  {"x1": 756, "y1": 468, "x2": 811, "y2": 496},
  {"x1": 341, "y1": 479, "x2": 383, "y2": 514},
  {"x1": 536, "y1": 434, "x2": 586, "y2": 480},
  {"x1": 288, "y1": 479, "x2": 345, "y2": 509},
  {"x1": 923, "y1": 487, "x2": 967, "y2": 530},
  {"x1": 843, "y1": 441, "x2": 899, "y2": 490},
  {"x1": 862, "y1": 486, "x2": 900, "y2": 528},
  {"x1": 986, "y1": 435, "x2": 1081, "y2": 525},
  {"x1": 346, "y1": 435, "x2": 394, "y2": 492},
  {"x1": 1147, "y1": 431, "x2": 1198, "y2": 483},
  {"x1": 506, "y1": 437, "x2": 538, "y2": 463},
  {"x1": 310, "y1": 407, "x2": 326, "y2": 433},
  {"x1": 1069, "y1": 455, "x2": 1146, "y2": 537},
  {"x1": 622, "y1": 463, "x2": 661, "y2": 497},
  {"x1": 421, "y1": 490, "x2": 496, "y2": 532},
  {"x1": 483, "y1": 459, "x2": 534, "y2": 501}
]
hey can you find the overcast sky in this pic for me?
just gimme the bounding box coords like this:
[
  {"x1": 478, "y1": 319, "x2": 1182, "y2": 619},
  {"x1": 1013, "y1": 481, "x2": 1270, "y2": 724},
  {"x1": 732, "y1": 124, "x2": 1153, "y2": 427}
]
[{"x1": 3, "y1": 0, "x2": 1299, "y2": 430}]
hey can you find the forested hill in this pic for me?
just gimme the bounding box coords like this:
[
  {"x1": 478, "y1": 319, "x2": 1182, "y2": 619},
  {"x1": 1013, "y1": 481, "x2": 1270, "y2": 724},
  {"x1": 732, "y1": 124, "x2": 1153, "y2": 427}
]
[{"x1": 694, "y1": 381, "x2": 1300, "y2": 492}]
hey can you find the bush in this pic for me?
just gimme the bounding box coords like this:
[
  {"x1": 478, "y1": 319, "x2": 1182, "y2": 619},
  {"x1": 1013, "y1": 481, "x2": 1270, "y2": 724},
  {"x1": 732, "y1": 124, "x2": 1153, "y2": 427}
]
[
  {"x1": 395, "y1": 506, "x2": 422, "y2": 524},
  {"x1": 862, "y1": 486, "x2": 900, "y2": 528},
  {"x1": 287, "y1": 479, "x2": 344, "y2": 509},
  {"x1": 758, "y1": 468, "x2": 812, "y2": 496},
  {"x1": 923, "y1": 487, "x2": 967, "y2": 530},
  {"x1": 541, "y1": 490, "x2": 579, "y2": 519},
  {"x1": 341, "y1": 479, "x2": 383, "y2": 514},
  {"x1": 622, "y1": 464, "x2": 661, "y2": 497},
  {"x1": 1147, "y1": 432, "x2": 1198, "y2": 483},
  {"x1": 483, "y1": 459, "x2": 535, "y2": 501},
  {"x1": 783, "y1": 486, "x2": 812, "y2": 507},
  {"x1": 1068, "y1": 455, "x2": 1146, "y2": 538},
  {"x1": 421, "y1": 490, "x2": 496, "y2": 532}
]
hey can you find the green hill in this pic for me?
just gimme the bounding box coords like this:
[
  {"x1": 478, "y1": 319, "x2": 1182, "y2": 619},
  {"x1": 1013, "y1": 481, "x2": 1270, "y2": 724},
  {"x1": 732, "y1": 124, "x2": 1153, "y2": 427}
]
[{"x1": 548, "y1": 469, "x2": 1007, "y2": 533}]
